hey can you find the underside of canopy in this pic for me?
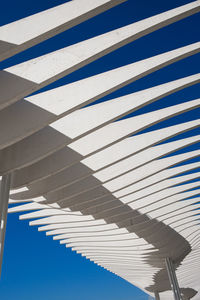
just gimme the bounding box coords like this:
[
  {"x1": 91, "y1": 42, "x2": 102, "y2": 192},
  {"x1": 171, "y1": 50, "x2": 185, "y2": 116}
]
[{"x1": 0, "y1": 1, "x2": 200, "y2": 299}]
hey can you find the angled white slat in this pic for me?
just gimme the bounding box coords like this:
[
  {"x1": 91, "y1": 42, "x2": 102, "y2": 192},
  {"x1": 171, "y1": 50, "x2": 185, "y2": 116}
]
[
  {"x1": 1, "y1": 97, "x2": 198, "y2": 176},
  {"x1": 127, "y1": 181, "x2": 200, "y2": 207},
  {"x1": 157, "y1": 194, "x2": 200, "y2": 214},
  {"x1": 51, "y1": 74, "x2": 200, "y2": 139},
  {"x1": 94, "y1": 134, "x2": 200, "y2": 182},
  {"x1": 12, "y1": 164, "x2": 199, "y2": 209},
  {"x1": 110, "y1": 161, "x2": 199, "y2": 198},
  {"x1": 84, "y1": 168, "x2": 200, "y2": 217},
  {"x1": 11, "y1": 119, "x2": 199, "y2": 190},
  {"x1": 77, "y1": 249, "x2": 151, "y2": 256},
  {"x1": 4, "y1": 2, "x2": 200, "y2": 81},
  {"x1": 29, "y1": 215, "x2": 98, "y2": 225},
  {"x1": 81, "y1": 253, "x2": 150, "y2": 259},
  {"x1": 1, "y1": 29, "x2": 198, "y2": 115},
  {"x1": 71, "y1": 246, "x2": 156, "y2": 253},
  {"x1": 171, "y1": 214, "x2": 200, "y2": 229},
  {"x1": 22, "y1": 136, "x2": 200, "y2": 195},
  {"x1": 62, "y1": 234, "x2": 145, "y2": 244},
  {"x1": 66, "y1": 240, "x2": 153, "y2": 249},
  {"x1": 19, "y1": 209, "x2": 83, "y2": 220},
  {"x1": 1, "y1": 74, "x2": 199, "y2": 151},
  {"x1": 48, "y1": 228, "x2": 125, "y2": 237},
  {"x1": 42, "y1": 223, "x2": 119, "y2": 233},
  {"x1": 30, "y1": 217, "x2": 106, "y2": 226},
  {"x1": 7, "y1": 42, "x2": 200, "y2": 111},
  {"x1": 53, "y1": 228, "x2": 131, "y2": 240},
  {"x1": 141, "y1": 189, "x2": 200, "y2": 213},
  {"x1": 8, "y1": 202, "x2": 61, "y2": 213},
  {"x1": 11, "y1": 141, "x2": 199, "y2": 200},
  {"x1": 83, "y1": 119, "x2": 200, "y2": 170},
  {"x1": 0, "y1": 0, "x2": 126, "y2": 60},
  {"x1": 69, "y1": 98, "x2": 200, "y2": 156},
  {"x1": 164, "y1": 209, "x2": 200, "y2": 226},
  {"x1": 107, "y1": 150, "x2": 200, "y2": 193},
  {"x1": 160, "y1": 204, "x2": 200, "y2": 224},
  {"x1": 48, "y1": 154, "x2": 200, "y2": 203},
  {"x1": 97, "y1": 262, "x2": 157, "y2": 268}
]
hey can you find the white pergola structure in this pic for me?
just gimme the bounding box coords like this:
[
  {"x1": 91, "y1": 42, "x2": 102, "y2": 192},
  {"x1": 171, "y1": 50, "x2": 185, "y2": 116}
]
[{"x1": 0, "y1": 1, "x2": 200, "y2": 299}]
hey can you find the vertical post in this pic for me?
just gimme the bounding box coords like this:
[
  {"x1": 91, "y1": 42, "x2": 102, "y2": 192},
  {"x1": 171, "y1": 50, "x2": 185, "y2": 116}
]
[
  {"x1": 154, "y1": 291, "x2": 160, "y2": 300},
  {"x1": 0, "y1": 173, "x2": 11, "y2": 276},
  {"x1": 165, "y1": 257, "x2": 182, "y2": 300}
]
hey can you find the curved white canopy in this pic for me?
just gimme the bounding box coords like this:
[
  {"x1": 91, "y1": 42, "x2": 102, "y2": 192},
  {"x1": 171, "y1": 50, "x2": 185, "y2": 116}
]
[{"x1": 0, "y1": 1, "x2": 200, "y2": 299}]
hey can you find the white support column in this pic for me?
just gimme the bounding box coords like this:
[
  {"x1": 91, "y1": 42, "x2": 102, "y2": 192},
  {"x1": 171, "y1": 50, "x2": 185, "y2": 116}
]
[
  {"x1": 0, "y1": 173, "x2": 11, "y2": 276},
  {"x1": 165, "y1": 257, "x2": 183, "y2": 300}
]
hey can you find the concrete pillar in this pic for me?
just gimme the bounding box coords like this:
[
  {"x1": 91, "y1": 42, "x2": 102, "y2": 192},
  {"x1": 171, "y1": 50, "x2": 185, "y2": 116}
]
[
  {"x1": 154, "y1": 291, "x2": 160, "y2": 300},
  {"x1": 0, "y1": 173, "x2": 11, "y2": 275}
]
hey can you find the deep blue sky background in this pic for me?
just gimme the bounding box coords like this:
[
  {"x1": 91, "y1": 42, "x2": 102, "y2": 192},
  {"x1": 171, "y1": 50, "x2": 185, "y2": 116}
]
[{"x1": 0, "y1": 0, "x2": 199, "y2": 299}]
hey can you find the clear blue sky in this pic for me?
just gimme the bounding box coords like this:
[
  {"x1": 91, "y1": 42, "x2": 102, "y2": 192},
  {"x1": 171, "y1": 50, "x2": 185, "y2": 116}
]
[{"x1": 0, "y1": 0, "x2": 199, "y2": 299}]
